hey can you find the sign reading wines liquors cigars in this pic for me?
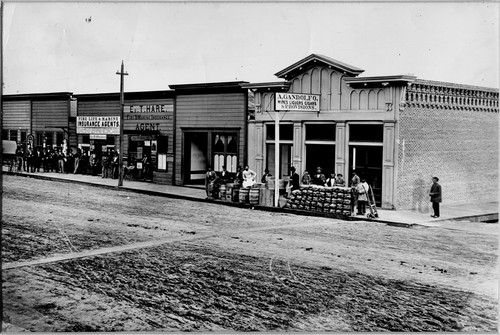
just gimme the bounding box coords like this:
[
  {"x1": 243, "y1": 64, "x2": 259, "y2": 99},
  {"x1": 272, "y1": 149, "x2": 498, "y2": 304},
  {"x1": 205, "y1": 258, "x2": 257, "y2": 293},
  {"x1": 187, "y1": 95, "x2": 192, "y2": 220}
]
[{"x1": 275, "y1": 93, "x2": 321, "y2": 111}]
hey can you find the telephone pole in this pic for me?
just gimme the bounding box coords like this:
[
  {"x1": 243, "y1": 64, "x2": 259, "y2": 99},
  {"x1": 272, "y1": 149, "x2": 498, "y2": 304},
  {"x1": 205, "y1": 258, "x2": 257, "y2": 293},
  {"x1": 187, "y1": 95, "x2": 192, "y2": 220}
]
[{"x1": 116, "y1": 60, "x2": 128, "y2": 187}]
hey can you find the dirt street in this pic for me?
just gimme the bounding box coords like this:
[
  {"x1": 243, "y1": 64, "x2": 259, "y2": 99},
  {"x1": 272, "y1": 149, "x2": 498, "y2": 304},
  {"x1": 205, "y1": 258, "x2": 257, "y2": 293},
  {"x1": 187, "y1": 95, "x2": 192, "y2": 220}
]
[{"x1": 2, "y1": 175, "x2": 498, "y2": 331}]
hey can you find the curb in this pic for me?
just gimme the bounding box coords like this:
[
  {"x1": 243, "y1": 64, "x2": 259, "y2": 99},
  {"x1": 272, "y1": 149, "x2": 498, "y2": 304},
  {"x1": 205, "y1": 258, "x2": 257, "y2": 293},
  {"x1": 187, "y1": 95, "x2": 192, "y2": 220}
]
[{"x1": 3, "y1": 171, "x2": 420, "y2": 228}]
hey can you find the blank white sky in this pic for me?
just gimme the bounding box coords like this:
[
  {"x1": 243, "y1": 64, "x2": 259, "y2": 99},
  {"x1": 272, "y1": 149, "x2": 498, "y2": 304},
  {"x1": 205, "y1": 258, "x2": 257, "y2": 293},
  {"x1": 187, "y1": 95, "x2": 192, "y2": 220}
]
[{"x1": 2, "y1": 1, "x2": 499, "y2": 94}]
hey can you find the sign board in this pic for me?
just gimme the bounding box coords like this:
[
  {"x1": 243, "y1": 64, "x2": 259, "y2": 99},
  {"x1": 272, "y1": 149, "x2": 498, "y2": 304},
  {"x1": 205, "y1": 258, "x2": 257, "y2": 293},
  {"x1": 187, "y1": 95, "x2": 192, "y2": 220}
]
[
  {"x1": 2, "y1": 140, "x2": 17, "y2": 155},
  {"x1": 124, "y1": 101, "x2": 173, "y2": 132},
  {"x1": 275, "y1": 93, "x2": 320, "y2": 111},
  {"x1": 90, "y1": 134, "x2": 107, "y2": 140},
  {"x1": 130, "y1": 135, "x2": 156, "y2": 142},
  {"x1": 77, "y1": 116, "x2": 120, "y2": 134}
]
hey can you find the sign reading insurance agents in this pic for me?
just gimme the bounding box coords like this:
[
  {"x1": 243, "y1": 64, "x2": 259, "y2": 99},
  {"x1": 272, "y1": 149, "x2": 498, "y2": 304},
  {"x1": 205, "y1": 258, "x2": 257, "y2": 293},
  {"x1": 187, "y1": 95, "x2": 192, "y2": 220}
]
[
  {"x1": 275, "y1": 93, "x2": 320, "y2": 111},
  {"x1": 77, "y1": 116, "x2": 120, "y2": 134}
]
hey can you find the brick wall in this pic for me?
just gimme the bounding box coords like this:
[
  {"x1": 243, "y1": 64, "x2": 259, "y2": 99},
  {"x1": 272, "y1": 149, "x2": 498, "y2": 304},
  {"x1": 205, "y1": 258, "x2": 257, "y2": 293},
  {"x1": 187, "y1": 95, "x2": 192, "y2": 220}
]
[{"x1": 396, "y1": 96, "x2": 498, "y2": 211}]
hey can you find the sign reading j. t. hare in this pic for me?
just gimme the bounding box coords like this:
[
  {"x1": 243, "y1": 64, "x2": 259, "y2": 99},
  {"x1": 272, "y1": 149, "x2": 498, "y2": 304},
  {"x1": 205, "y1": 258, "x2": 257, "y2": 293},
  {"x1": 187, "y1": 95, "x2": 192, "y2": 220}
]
[{"x1": 275, "y1": 93, "x2": 320, "y2": 111}]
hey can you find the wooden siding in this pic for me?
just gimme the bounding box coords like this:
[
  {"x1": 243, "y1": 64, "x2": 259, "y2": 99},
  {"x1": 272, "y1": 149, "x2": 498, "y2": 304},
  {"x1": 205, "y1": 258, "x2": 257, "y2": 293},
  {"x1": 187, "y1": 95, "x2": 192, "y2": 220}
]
[
  {"x1": 2, "y1": 100, "x2": 30, "y2": 129},
  {"x1": 77, "y1": 100, "x2": 121, "y2": 116},
  {"x1": 32, "y1": 100, "x2": 68, "y2": 131},
  {"x1": 174, "y1": 93, "x2": 246, "y2": 185}
]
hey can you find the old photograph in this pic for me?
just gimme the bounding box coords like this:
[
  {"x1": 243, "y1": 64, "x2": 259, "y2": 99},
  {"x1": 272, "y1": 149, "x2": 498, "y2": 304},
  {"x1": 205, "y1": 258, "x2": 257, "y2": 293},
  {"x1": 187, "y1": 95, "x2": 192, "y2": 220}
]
[{"x1": 2, "y1": 1, "x2": 498, "y2": 332}]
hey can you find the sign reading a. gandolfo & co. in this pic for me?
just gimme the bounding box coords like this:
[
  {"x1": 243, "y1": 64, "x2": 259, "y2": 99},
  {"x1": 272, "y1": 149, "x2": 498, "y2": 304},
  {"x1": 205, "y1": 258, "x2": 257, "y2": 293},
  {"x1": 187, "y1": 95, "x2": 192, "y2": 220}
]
[
  {"x1": 275, "y1": 93, "x2": 320, "y2": 111},
  {"x1": 77, "y1": 116, "x2": 120, "y2": 134}
]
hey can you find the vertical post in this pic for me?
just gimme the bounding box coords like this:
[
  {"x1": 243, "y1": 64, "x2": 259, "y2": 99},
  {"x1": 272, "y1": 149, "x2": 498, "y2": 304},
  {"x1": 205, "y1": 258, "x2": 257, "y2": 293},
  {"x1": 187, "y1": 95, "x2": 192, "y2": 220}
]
[
  {"x1": 116, "y1": 60, "x2": 128, "y2": 187},
  {"x1": 274, "y1": 110, "x2": 280, "y2": 207}
]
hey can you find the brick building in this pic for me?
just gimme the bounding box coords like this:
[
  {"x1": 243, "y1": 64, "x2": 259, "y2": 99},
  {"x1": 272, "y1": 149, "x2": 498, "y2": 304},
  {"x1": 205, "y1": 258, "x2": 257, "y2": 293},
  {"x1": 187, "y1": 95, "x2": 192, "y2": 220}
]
[
  {"x1": 396, "y1": 80, "x2": 499, "y2": 210},
  {"x1": 245, "y1": 54, "x2": 499, "y2": 210}
]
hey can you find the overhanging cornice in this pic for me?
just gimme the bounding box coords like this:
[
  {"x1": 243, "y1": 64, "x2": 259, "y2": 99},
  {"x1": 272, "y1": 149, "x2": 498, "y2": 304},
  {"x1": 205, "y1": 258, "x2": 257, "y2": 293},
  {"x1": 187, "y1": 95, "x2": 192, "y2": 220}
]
[{"x1": 274, "y1": 54, "x2": 364, "y2": 79}]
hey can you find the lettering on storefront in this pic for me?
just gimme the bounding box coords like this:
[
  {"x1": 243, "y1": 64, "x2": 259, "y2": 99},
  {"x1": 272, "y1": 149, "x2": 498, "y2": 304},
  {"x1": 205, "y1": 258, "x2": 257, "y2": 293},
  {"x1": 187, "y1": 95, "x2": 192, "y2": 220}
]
[
  {"x1": 124, "y1": 102, "x2": 173, "y2": 132},
  {"x1": 275, "y1": 93, "x2": 320, "y2": 111},
  {"x1": 77, "y1": 116, "x2": 120, "y2": 134},
  {"x1": 135, "y1": 123, "x2": 161, "y2": 131}
]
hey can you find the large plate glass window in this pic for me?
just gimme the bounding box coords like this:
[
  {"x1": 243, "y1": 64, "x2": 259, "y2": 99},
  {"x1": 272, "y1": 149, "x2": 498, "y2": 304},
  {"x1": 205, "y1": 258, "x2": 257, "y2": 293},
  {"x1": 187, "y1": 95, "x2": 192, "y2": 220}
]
[
  {"x1": 266, "y1": 124, "x2": 293, "y2": 178},
  {"x1": 213, "y1": 133, "x2": 238, "y2": 173},
  {"x1": 304, "y1": 123, "x2": 336, "y2": 178}
]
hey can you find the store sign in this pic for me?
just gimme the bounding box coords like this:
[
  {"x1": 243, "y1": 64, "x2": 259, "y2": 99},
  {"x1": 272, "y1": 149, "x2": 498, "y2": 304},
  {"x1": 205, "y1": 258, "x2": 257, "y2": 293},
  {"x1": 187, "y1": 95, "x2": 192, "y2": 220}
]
[
  {"x1": 124, "y1": 102, "x2": 173, "y2": 132},
  {"x1": 90, "y1": 134, "x2": 107, "y2": 140},
  {"x1": 275, "y1": 93, "x2": 320, "y2": 111},
  {"x1": 77, "y1": 116, "x2": 120, "y2": 134},
  {"x1": 130, "y1": 135, "x2": 156, "y2": 142}
]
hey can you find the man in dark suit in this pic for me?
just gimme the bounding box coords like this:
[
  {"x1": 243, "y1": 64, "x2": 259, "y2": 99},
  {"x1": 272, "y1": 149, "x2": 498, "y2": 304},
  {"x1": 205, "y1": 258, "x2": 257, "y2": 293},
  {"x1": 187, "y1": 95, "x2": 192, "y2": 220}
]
[
  {"x1": 429, "y1": 176, "x2": 442, "y2": 218},
  {"x1": 290, "y1": 166, "x2": 300, "y2": 191}
]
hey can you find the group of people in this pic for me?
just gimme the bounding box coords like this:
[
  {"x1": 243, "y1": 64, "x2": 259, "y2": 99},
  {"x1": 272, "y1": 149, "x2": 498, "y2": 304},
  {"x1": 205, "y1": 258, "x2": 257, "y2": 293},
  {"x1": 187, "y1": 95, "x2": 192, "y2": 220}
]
[
  {"x1": 13, "y1": 146, "x2": 124, "y2": 179},
  {"x1": 14, "y1": 146, "x2": 91, "y2": 174},
  {"x1": 300, "y1": 167, "x2": 346, "y2": 188}
]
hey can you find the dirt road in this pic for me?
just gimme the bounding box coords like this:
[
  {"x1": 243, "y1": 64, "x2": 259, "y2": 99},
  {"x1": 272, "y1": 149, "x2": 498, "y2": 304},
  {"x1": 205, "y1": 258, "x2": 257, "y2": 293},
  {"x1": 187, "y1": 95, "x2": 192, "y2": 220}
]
[{"x1": 2, "y1": 175, "x2": 498, "y2": 331}]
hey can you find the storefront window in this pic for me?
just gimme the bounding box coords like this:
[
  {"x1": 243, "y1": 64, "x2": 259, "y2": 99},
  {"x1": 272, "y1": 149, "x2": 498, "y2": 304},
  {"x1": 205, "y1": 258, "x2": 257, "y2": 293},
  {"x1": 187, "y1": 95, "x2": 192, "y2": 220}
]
[
  {"x1": 46, "y1": 133, "x2": 54, "y2": 147},
  {"x1": 266, "y1": 144, "x2": 293, "y2": 178},
  {"x1": 265, "y1": 124, "x2": 293, "y2": 178},
  {"x1": 304, "y1": 123, "x2": 336, "y2": 176},
  {"x1": 2, "y1": 129, "x2": 9, "y2": 141},
  {"x1": 213, "y1": 133, "x2": 238, "y2": 173},
  {"x1": 349, "y1": 124, "x2": 383, "y2": 142},
  {"x1": 305, "y1": 124, "x2": 336, "y2": 141},
  {"x1": 266, "y1": 124, "x2": 293, "y2": 141},
  {"x1": 36, "y1": 133, "x2": 44, "y2": 147},
  {"x1": 56, "y1": 133, "x2": 65, "y2": 147},
  {"x1": 156, "y1": 135, "x2": 168, "y2": 171}
]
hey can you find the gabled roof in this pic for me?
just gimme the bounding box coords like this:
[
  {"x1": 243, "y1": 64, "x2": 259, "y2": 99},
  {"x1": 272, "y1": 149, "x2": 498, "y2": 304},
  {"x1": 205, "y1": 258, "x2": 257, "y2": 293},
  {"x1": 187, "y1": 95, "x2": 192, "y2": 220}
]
[{"x1": 274, "y1": 54, "x2": 364, "y2": 79}]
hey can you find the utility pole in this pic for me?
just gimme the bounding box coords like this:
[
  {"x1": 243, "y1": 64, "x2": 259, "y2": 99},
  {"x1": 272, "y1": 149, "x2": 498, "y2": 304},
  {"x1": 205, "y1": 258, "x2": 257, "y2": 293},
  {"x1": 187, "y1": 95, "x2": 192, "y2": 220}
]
[{"x1": 116, "y1": 60, "x2": 128, "y2": 187}]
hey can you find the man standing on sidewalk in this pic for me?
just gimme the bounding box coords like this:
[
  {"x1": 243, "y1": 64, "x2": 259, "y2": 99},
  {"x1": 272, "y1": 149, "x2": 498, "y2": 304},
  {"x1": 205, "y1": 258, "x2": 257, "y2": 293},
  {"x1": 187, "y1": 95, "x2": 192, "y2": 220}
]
[{"x1": 429, "y1": 176, "x2": 442, "y2": 218}]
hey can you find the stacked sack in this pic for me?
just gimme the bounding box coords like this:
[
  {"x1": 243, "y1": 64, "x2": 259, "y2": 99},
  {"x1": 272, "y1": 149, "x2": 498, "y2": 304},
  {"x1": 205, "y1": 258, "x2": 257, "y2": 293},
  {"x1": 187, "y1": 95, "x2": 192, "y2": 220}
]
[{"x1": 283, "y1": 185, "x2": 353, "y2": 217}]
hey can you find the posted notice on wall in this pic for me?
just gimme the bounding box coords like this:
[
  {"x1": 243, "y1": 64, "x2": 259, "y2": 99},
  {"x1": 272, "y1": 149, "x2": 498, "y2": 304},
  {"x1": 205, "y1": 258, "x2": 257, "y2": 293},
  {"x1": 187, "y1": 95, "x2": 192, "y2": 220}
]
[
  {"x1": 275, "y1": 93, "x2": 320, "y2": 111},
  {"x1": 77, "y1": 116, "x2": 120, "y2": 134}
]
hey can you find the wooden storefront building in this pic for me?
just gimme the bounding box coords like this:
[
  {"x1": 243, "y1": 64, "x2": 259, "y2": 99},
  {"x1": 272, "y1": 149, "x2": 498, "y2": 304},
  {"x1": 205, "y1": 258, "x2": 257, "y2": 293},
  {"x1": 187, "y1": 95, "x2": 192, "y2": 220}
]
[{"x1": 2, "y1": 92, "x2": 75, "y2": 150}]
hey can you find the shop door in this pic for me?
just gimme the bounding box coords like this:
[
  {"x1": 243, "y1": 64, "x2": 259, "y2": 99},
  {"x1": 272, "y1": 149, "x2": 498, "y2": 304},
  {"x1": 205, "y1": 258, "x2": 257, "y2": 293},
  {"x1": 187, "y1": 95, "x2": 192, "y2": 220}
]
[
  {"x1": 184, "y1": 132, "x2": 208, "y2": 184},
  {"x1": 348, "y1": 145, "x2": 383, "y2": 206}
]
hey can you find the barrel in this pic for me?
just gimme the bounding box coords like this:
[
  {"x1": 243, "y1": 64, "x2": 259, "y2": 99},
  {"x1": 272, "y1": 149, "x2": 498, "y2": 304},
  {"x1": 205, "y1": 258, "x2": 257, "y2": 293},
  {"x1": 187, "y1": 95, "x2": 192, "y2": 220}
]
[
  {"x1": 239, "y1": 188, "x2": 250, "y2": 203},
  {"x1": 219, "y1": 184, "x2": 227, "y2": 199},
  {"x1": 232, "y1": 188, "x2": 240, "y2": 202},
  {"x1": 225, "y1": 187, "x2": 233, "y2": 201},
  {"x1": 207, "y1": 181, "x2": 214, "y2": 193},
  {"x1": 249, "y1": 189, "x2": 260, "y2": 204}
]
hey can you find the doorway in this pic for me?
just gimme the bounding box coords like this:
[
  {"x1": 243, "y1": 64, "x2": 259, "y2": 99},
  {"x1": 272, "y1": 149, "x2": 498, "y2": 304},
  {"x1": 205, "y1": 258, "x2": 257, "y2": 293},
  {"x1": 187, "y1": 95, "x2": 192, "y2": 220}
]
[
  {"x1": 183, "y1": 132, "x2": 208, "y2": 184},
  {"x1": 348, "y1": 145, "x2": 383, "y2": 206}
]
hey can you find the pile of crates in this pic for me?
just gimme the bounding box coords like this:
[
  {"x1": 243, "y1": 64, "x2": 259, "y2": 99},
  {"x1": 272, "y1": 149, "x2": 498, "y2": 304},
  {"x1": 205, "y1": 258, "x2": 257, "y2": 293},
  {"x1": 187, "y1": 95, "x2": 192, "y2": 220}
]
[{"x1": 283, "y1": 185, "x2": 353, "y2": 216}]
